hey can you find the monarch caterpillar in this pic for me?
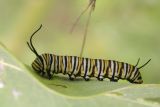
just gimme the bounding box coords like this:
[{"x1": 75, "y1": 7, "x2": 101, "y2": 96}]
[{"x1": 27, "y1": 25, "x2": 151, "y2": 84}]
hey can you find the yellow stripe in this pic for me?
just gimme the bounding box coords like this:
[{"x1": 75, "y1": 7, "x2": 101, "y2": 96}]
[
  {"x1": 46, "y1": 54, "x2": 49, "y2": 70},
  {"x1": 81, "y1": 58, "x2": 85, "y2": 76},
  {"x1": 94, "y1": 59, "x2": 98, "y2": 77},
  {"x1": 89, "y1": 59, "x2": 93, "y2": 76},
  {"x1": 54, "y1": 55, "x2": 57, "y2": 72},
  {"x1": 58, "y1": 56, "x2": 61, "y2": 72},
  {"x1": 88, "y1": 59, "x2": 92, "y2": 76},
  {"x1": 108, "y1": 61, "x2": 112, "y2": 78},
  {"x1": 67, "y1": 56, "x2": 71, "y2": 73},
  {"x1": 32, "y1": 62, "x2": 40, "y2": 71},
  {"x1": 77, "y1": 57, "x2": 81, "y2": 72},
  {"x1": 118, "y1": 62, "x2": 122, "y2": 75},
  {"x1": 103, "y1": 60, "x2": 108, "y2": 77},
  {"x1": 61, "y1": 56, "x2": 64, "y2": 73}
]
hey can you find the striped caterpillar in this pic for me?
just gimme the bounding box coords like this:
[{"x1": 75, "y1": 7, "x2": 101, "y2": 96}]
[{"x1": 27, "y1": 25, "x2": 151, "y2": 84}]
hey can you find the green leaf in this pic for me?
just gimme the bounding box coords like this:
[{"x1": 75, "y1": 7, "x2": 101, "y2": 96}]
[{"x1": 0, "y1": 45, "x2": 160, "y2": 107}]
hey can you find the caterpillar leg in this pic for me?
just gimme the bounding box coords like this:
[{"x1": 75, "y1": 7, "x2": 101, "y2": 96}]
[
  {"x1": 83, "y1": 76, "x2": 90, "y2": 81},
  {"x1": 68, "y1": 74, "x2": 75, "y2": 80},
  {"x1": 47, "y1": 73, "x2": 53, "y2": 80},
  {"x1": 40, "y1": 71, "x2": 45, "y2": 77},
  {"x1": 97, "y1": 76, "x2": 104, "y2": 81}
]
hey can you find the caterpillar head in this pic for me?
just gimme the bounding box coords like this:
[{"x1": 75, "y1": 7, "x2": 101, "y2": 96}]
[
  {"x1": 31, "y1": 56, "x2": 44, "y2": 74},
  {"x1": 27, "y1": 25, "x2": 45, "y2": 74},
  {"x1": 131, "y1": 69, "x2": 143, "y2": 84},
  {"x1": 129, "y1": 58, "x2": 151, "y2": 84}
]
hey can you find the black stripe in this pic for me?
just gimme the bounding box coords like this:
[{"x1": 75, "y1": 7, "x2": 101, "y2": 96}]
[
  {"x1": 69, "y1": 56, "x2": 72, "y2": 70},
  {"x1": 95, "y1": 59, "x2": 98, "y2": 77},
  {"x1": 84, "y1": 58, "x2": 88, "y2": 77},
  {"x1": 98, "y1": 59, "x2": 102, "y2": 78},
  {"x1": 111, "y1": 61, "x2": 116, "y2": 80},
  {"x1": 88, "y1": 59, "x2": 92, "y2": 76},
  {"x1": 108, "y1": 60, "x2": 111, "y2": 78},
  {"x1": 102, "y1": 60, "x2": 105, "y2": 76},
  {"x1": 64, "y1": 56, "x2": 67, "y2": 74},
  {"x1": 82, "y1": 58, "x2": 85, "y2": 76},
  {"x1": 57, "y1": 56, "x2": 59, "y2": 73},
  {"x1": 49, "y1": 54, "x2": 53, "y2": 72}
]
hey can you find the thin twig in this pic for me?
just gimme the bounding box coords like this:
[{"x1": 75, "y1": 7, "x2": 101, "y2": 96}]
[
  {"x1": 80, "y1": 5, "x2": 94, "y2": 57},
  {"x1": 70, "y1": 0, "x2": 93, "y2": 34},
  {"x1": 80, "y1": 0, "x2": 96, "y2": 57}
]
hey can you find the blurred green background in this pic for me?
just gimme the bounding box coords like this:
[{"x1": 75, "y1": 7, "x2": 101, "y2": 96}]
[{"x1": 0, "y1": 0, "x2": 160, "y2": 83}]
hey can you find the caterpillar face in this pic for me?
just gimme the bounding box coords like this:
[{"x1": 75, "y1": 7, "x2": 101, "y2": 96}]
[
  {"x1": 132, "y1": 71, "x2": 143, "y2": 84},
  {"x1": 31, "y1": 57, "x2": 44, "y2": 74},
  {"x1": 128, "y1": 68, "x2": 143, "y2": 84}
]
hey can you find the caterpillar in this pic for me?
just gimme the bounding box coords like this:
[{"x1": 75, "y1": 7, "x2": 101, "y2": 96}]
[{"x1": 27, "y1": 25, "x2": 151, "y2": 84}]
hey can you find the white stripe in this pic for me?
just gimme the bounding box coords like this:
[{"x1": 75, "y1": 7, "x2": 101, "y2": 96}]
[
  {"x1": 51, "y1": 55, "x2": 54, "y2": 71},
  {"x1": 100, "y1": 60, "x2": 104, "y2": 76},
  {"x1": 87, "y1": 59, "x2": 90, "y2": 76},
  {"x1": 55, "y1": 56, "x2": 57, "y2": 71},
  {"x1": 114, "y1": 61, "x2": 118, "y2": 77},
  {"x1": 126, "y1": 65, "x2": 130, "y2": 78},
  {"x1": 97, "y1": 59, "x2": 100, "y2": 77},
  {"x1": 111, "y1": 60, "x2": 114, "y2": 76},
  {"x1": 75, "y1": 57, "x2": 78, "y2": 71},
  {"x1": 83, "y1": 58, "x2": 86, "y2": 76}
]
